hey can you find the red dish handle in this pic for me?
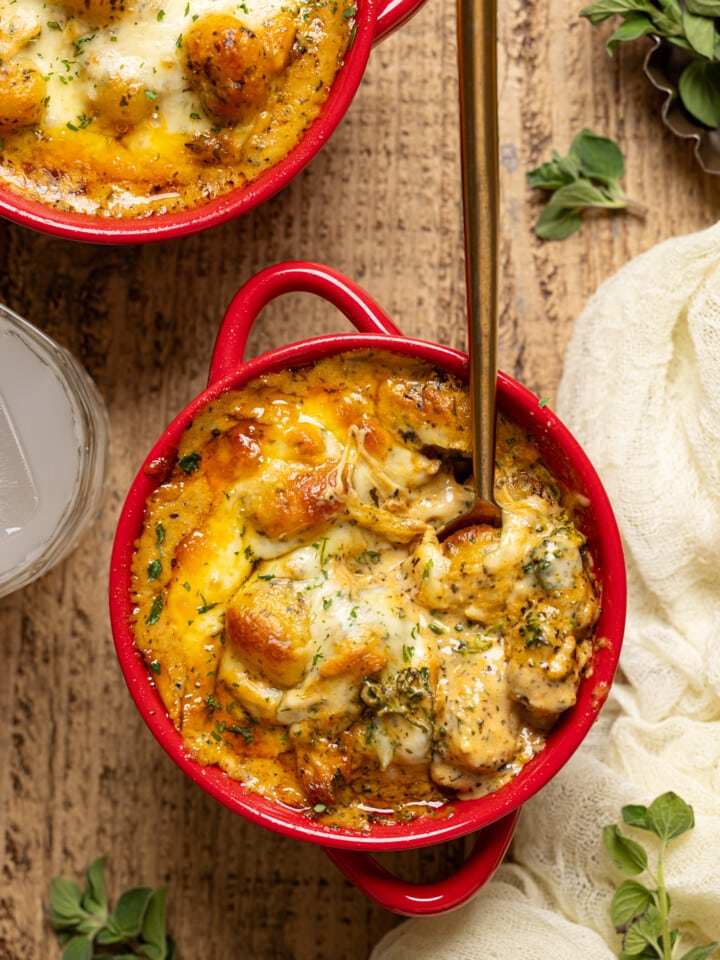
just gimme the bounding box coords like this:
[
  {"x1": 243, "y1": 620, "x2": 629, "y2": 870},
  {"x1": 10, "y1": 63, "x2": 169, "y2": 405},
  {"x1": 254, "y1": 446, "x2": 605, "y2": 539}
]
[
  {"x1": 324, "y1": 808, "x2": 520, "y2": 916},
  {"x1": 374, "y1": 0, "x2": 428, "y2": 43},
  {"x1": 207, "y1": 261, "x2": 402, "y2": 386}
]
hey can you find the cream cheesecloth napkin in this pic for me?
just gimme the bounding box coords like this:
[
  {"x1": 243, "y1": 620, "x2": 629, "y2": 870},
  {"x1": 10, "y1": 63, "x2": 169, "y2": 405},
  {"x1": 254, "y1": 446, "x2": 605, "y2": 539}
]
[{"x1": 370, "y1": 221, "x2": 720, "y2": 960}]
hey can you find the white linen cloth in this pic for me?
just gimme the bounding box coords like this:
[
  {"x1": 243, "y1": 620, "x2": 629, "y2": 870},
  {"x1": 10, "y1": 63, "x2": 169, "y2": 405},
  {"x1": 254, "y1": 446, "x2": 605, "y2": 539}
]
[{"x1": 371, "y1": 222, "x2": 720, "y2": 959}]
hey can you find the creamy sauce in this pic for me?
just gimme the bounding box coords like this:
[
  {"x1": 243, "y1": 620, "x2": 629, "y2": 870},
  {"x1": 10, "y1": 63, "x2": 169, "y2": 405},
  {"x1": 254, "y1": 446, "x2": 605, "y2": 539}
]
[
  {"x1": 0, "y1": 0, "x2": 353, "y2": 216},
  {"x1": 130, "y1": 351, "x2": 600, "y2": 830}
]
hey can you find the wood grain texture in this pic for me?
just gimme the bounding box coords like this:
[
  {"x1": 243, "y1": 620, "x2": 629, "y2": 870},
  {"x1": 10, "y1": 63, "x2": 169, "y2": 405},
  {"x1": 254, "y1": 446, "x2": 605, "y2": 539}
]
[{"x1": 1, "y1": 2, "x2": 718, "y2": 957}]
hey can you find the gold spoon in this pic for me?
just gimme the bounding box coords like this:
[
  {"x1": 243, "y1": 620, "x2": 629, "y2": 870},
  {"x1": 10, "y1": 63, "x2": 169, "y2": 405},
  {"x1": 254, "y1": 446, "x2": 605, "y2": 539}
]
[{"x1": 439, "y1": 0, "x2": 502, "y2": 540}]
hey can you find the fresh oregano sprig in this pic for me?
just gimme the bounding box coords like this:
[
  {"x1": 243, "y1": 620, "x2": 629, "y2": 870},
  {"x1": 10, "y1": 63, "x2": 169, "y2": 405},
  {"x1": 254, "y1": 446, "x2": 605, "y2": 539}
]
[
  {"x1": 527, "y1": 128, "x2": 646, "y2": 240},
  {"x1": 48, "y1": 857, "x2": 176, "y2": 960},
  {"x1": 580, "y1": 0, "x2": 720, "y2": 128},
  {"x1": 603, "y1": 791, "x2": 719, "y2": 960}
]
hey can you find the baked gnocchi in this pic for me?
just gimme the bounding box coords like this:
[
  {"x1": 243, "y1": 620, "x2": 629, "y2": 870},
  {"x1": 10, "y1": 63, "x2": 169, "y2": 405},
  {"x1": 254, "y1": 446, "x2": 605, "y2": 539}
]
[
  {"x1": 130, "y1": 352, "x2": 601, "y2": 830},
  {"x1": 0, "y1": 0, "x2": 355, "y2": 216}
]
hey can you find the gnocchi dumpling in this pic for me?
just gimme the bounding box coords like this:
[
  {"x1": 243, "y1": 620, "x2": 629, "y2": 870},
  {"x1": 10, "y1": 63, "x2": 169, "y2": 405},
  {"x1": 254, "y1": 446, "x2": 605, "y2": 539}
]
[
  {"x1": 0, "y1": 60, "x2": 45, "y2": 133},
  {"x1": 184, "y1": 12, "x2": 295, "y2": 124}
]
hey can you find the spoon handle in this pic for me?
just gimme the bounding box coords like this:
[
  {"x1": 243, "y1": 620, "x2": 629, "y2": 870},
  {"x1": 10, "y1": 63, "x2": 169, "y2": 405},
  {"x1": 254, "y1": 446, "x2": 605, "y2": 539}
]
[{"x1": 457, "y1": 0, "x2": 499, "y2": 509}]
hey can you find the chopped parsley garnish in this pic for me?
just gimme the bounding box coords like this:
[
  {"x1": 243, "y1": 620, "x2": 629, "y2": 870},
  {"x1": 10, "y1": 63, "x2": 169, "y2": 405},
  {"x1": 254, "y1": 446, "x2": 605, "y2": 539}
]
[
  {"x1": 178, "y1": 451, "x2": 202, "y2": 474},
  {"x1": 145, "y1": 595, "x2": 164, "y2": 625}
]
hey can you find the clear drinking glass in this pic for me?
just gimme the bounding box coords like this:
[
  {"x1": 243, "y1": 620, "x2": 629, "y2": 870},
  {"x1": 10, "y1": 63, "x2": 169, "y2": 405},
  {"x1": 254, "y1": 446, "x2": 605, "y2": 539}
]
[{"x1": 0, "y1": 303, "x2": 109, "y2": 598}]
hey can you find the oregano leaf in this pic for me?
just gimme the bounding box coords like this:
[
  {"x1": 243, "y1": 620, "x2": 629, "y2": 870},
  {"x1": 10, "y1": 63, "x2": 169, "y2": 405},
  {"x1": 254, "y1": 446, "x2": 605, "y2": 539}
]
[
  {"x1": 682, "y1": 8, "x2": 716, "y2": 59},
  {"x1": 679, "y1": 59, "x2": 720, "y2": 126},
  {"x1": 138, "y1": 888, "x2": 170, "y2": 960},
  {"x1": 94, "y1": 916, "x2": 125, "y2": 946},
  {"x1": 579, "y1": 0, "x2": 661, "y2": 24},
  {"x1": 572, "y1": 128, "x2": 625, "y2": 182},
  {"x1": 555, "y1": 152, "x2": 582, "y2": 181},
  {"x1": 535, "y1": 205, "x2": 584, "y2": 241},
  {"x1": 526, "y1": 160, "x2": 572, "y2": 190},
  {"x1": 623, "y1": 905, "x2": 664, "y2": 955},
  {"x1": 618, "y1": 951, "x2": 659, "y2": 960},
  {"x1": 80, "y1": 859, "x2": 108, "y2": 917},
  {"x1": 610, "y1": 879, "x2": 654, "y2": 929},
  {"x1": 49, "y1": 859, "x2": 175, "y2": 959},
  {"x1": 645, "y1": 791, "x2": 695, "y2": 841},
  {"x1": 622, "y1": 804, "x2": 650, "y2": 830},
  {"x1": 48, "y1": 878, "x2": 87, "y2": 930},
  {"x1": 679, "y1": 943, "x2": 720, "y2": 960},
  {"x1": 603, "y1": 824, "x2": 649, "y2": 875},
  {"x1": 545, "y1": 179, "x2": 615, "y2": 209},
  {"x1": 107, "y1": 887, "x2": 154, "y2": 939},
  {"x1": 61, "y1": 935, "x2": 94, "y2": 960},
  {"x1": 528, "y1": 130, "x2": 640, "y2": 240},
  {"x1": 606, "y1": 12, "x2": 657, "y2": 52},
  {"x1": 685, "y1": 0, "x2": 720, "y2": 15}
]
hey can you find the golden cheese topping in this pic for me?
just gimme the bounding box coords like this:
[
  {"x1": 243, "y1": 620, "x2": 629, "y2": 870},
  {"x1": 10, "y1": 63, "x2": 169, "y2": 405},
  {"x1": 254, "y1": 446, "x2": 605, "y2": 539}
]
[
  {"x1": 131, "y1": 351, "x2": 600, "y2": 830},
  {"x1": 0, "y1": 0, "x2": 353, "y2": 216}
]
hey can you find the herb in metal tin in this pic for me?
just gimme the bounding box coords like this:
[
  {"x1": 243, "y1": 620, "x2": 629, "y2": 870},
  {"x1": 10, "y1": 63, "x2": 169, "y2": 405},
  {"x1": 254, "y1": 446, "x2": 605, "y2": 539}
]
[{"x1": 580, "y1": 0, "x2": 720, "y2": 128}]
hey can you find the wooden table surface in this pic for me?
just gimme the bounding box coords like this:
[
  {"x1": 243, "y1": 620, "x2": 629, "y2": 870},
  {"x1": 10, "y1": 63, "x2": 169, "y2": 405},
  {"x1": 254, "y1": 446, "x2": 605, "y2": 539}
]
[{"x1": 1, "y1": 2, "x2": 718, "y2": 957}]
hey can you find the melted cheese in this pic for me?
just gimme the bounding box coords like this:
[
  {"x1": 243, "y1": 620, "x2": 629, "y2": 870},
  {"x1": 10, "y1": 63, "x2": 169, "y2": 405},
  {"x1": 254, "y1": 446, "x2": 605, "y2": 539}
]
[
  {"x1": 130, "y1": 351, "x2": 600, "y2": 830},
  {"x1": 0, "y1": 0, "x2": 353, "y2": 216}
]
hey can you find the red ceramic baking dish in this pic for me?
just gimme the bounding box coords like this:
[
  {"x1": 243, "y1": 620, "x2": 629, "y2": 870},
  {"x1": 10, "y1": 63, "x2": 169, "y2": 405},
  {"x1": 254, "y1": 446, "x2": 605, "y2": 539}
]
[
  {"x1": 0, "y1": 0, "x2": 425, "y2": 245},
  {"x1": 109, "y1": 262, "x2": 627, "y2": 916}
]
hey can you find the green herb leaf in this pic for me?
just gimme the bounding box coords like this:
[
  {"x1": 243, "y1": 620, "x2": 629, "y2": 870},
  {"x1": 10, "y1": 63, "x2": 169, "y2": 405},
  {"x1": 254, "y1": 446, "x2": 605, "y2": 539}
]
[
  {"x1": 155, "y1": 523, "x2": 165, "y2": 555},
  {"x1": 606, "y1": 12, "x2": 657, "y2": 52},
  {"x1": 621, "y1": 803, "x2": 650, "y2": 830},
  {"x1": 679, "y1": 944, "x2": 720, "y2": 960},
  {"x1": 80, "y1": 859, "x2": 107, "y2": 917},
  {"x1": 685, "y1": 0, "x2": 720, "y2": 16},
  {"x1": 582, "y1": 0, "x2": 720, "y2": 128},
  {"x1": 610, "y1": 879, "x2": 654, "y2": 929},
  {"x1": 678, "y1": 59, "x2": 720, "y2": 127},
  {"x1": 605, "y1": 793, "x2": 710, "y2": 960},
  {"x1": 622, "y1": 905, "x2": 664, "y2": 956},
  {"x1": 682, "y1": 8, "x2": 716, "y2": 58},
  {"x1": 603, "y1": 824, "x2": 649, "y2": 876},
  {"x1": 572, "y1": 128, "x2": 625, "y2": 181},
  {"x1": 645, "y1": 790, "x2": 695, "y2": 841},
  {"x1": 546, "y1": 179, "x2": 616, "y2": 209},
  {"x1": 112, "y1": 887, "x2": 155, "y2": 938},
  {"x1": 526, "y1": 158, "x2": 575, "y2": 190},
  {"x1": 579, "y1": 0, "x2": 657, "y2": 25},
  {"x1": 61, "y1": 935, "x2": 94, "y2": 960},
  {"x1": 528, "y1": 130, "x2": 641, "y2": 240},
  {"x1": 137, "y1": 888, "x2": 170, "y2": 960},
  {"x1": 48, "y1": 878, "x2": 86, "y2": 929},
  {"x1": 49, "y1": 859, "x2": 175, "y2": 959},
  {"x1": 178, "y1": 451, "x2": 202, "y2": 474},
  {"x1": 145, "y1": 595, "x2": 164, "y2": 626},
  {"x1": 580, "y1": 0, "x2": 648, "y2": 24},
  {"x1": 617, "y1": 951, "x2": 660, "y2": 960},
  {"x1": 535, "y1": 205, "x2": 584, "y2": 241}
]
